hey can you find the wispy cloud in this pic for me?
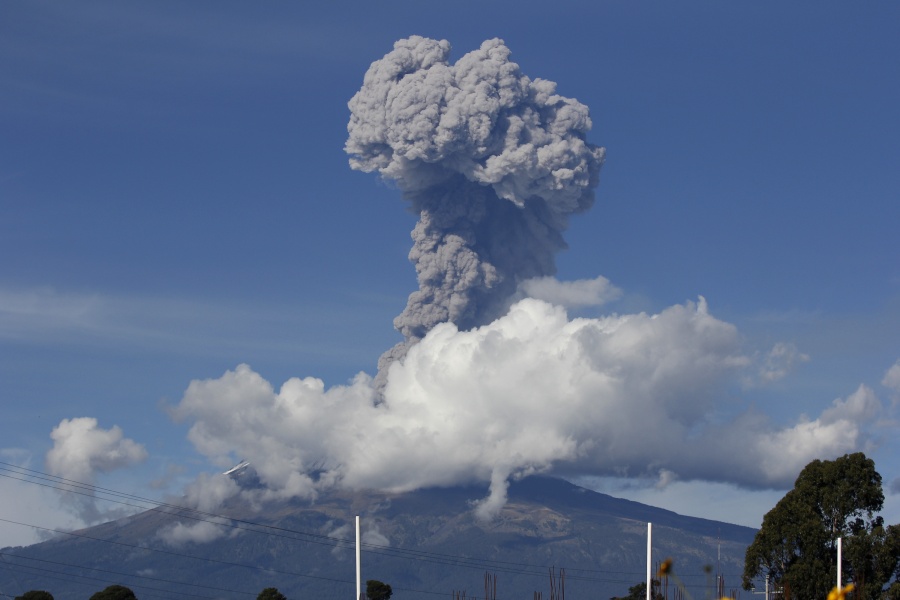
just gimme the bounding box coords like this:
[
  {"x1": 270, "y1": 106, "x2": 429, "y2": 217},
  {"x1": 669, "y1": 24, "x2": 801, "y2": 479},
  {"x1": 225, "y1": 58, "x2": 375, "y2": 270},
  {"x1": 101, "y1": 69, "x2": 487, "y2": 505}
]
[
  {"x1": 2, "y1": 2, "x2": 363, "y2": 89},
  {"x1": 0, "y1": 286, "x2": 378, "y2": 361},
  {"x1": 517, "y1": 276, "x2": 622, "y2": 309},
  {"x1": 754, "y1": 342, "x2": 810, "y2": 385},
  {"x1": 883, "y1": 360, "x2": 900, "y2": 393},
  {"x1": 1, "y1": 2, "x2": 373, "y2": 130},
  {"x1": 0, "y1": 450, "x2": 84, "y2": 547}
]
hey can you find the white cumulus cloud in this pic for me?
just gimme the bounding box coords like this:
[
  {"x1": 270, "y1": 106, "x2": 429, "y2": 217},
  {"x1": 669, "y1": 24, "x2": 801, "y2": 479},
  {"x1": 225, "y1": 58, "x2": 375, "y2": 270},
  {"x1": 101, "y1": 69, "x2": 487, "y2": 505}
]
[
  {"x1": 45, "y1": 417, "x2": 147, "y2": 524},
  {"x1": 171, "y1": 297, "x2": 881, "y2": 519},
  {"x1": 746, "y1": 384, "x2": 881, "y2": 485},
  {"x1": 46, "y1": 417, "x2": 147, "y2": 483}
]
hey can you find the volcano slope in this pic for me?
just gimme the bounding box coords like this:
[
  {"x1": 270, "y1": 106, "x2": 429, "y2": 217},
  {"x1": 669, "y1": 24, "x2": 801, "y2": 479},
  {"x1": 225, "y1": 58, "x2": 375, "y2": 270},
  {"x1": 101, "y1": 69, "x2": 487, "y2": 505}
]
[{"x1": 0, "y1": 476, "x2": 755, "y2": 600}]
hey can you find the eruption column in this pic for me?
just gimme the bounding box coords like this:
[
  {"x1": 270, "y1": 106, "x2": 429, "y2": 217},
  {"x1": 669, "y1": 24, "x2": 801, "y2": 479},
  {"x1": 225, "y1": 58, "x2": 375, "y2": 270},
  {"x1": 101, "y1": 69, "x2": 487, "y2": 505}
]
[{"x1": 346, "y1": 37, "x2": 605, "y2": 382}]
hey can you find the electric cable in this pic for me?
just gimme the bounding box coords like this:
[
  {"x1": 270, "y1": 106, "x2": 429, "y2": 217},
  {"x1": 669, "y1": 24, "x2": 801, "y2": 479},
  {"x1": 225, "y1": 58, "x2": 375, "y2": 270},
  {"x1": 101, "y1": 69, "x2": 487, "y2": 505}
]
[{"x1": 0, "y1": 462, "x2": 745, "y2": 593}]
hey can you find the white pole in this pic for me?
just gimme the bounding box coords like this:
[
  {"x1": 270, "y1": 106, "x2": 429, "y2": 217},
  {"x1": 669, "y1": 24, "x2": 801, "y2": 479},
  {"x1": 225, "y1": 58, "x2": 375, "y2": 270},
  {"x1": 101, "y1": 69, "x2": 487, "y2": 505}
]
[
  {"x1": 837, "y1": 537, "x2": 842, "y2": 590},
  {"x1": 356, "y1": 516, "x2": 361, "y2": 600},
  {"x1": 647, "y1": 523, "x2": 652, "y2": 600}
]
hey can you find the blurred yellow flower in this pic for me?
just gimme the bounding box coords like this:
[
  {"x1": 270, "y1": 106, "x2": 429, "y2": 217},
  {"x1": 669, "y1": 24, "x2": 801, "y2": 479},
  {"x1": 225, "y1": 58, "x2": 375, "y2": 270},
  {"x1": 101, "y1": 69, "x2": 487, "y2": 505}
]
[
  {"x1": 657, "y1": 558, "x2": 673, "y2": 577},
  {"x1": 827, "y1": 583, "x2": 855, "y2": 600}
]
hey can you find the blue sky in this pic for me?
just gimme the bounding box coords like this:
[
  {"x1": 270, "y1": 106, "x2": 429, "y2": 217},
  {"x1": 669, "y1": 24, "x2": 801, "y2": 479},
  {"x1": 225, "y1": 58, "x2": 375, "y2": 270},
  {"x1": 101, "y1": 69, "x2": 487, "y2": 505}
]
[{"x1": 2, "y1": 1, "x2": 899, "y2": 548}]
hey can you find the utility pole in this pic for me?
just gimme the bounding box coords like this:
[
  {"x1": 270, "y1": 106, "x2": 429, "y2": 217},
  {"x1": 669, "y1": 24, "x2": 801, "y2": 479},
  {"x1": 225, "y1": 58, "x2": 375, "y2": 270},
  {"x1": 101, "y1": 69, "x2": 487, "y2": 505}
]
[
  {"x1": 837, "y1": 537, "x2": 842, "y2": 590},
  {"x1": 356, "y1": 516, "x2": 361, "y2": 600},
  {"x1": 716, "y1": 531, "x2": 721, "y2": 597},
  {"x1": 749, "y1": 576, "x2": 769, "y2": 600},
  {"x1": 647, "y1": 523, "x2": 652, "y2": 600}
]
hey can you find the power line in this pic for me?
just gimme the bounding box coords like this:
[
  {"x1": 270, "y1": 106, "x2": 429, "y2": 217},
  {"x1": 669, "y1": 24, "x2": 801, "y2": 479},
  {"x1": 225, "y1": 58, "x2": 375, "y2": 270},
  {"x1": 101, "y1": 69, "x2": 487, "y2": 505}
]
[
  {"x1": 0, "y1": 462, "x2": 745, "y2": 592},
  {"x1": 0, "y1": 517, "x2": 354, "y2": 586},
  {"x1": 0, "y1": 513, "x2": 645, "y2": 596},
  {"x1": 0, "y1": 462, "x2": 356, "y2": 546},
  {"x1": 0, "y1": 519, "x2": 467, "y2": 600},
  {"x1": 0, "y1": 554, "x2": 218, "y2": 600},
  {"x1": 2, "y1": 461, "x2": 709, "y2": 582},
  {"x1": 0, "y1": 551, "x2": 260, "y2": 598},
  {"x1": 0, "y1": 463, "x2": 633, "y2": 578}
]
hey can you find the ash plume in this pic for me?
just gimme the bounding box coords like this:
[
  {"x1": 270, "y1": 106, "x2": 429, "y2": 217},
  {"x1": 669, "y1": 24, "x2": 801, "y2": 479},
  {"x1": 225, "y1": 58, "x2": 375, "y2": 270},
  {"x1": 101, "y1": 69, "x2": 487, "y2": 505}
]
[
  {"x1": 160, "y1": 37, "x2": 882, "y2": 526},
  {"x1": 346, "y1": 37, "x2": 605, "y2": 380}
]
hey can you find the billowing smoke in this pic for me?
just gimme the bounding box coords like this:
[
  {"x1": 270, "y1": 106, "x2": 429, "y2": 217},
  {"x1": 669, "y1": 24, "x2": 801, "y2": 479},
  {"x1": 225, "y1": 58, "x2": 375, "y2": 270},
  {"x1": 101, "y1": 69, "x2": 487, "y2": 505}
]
[
  {"x1": 346, "y1": 37, "x2": 605, "y2": 380},
  {"x1": 161, "y1": 38, "x2": 884, "y2": 522}
]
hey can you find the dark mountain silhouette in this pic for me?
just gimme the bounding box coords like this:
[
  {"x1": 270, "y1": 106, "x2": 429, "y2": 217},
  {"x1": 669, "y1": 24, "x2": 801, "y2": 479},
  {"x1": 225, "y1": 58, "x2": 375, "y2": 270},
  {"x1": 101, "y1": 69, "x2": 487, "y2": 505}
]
[{"x1": 0, "y1": 476, "x2": 756, "y2": 600}]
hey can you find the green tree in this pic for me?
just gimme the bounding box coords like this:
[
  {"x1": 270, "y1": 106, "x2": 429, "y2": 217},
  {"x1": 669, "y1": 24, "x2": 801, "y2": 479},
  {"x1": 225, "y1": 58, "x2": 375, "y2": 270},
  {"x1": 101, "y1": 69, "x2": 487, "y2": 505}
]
[
  {"x1": 88, "y1": 585, "x2": 138, "y2": 600},
  {"x1": 14, "y1": 592, "x2": 54, "y2": 600},
  {"x1": 257, "y1": 588, "x2": 288, "y2": 600},
  {"x1": 843, "y1": 522, "x2": 900, "y2": 600},
  {"x1": 742, "y1": 452, "x2": 900, "y2": 600},
  {"x1": 611, "y1": 580, "x2": 664, "y2": 600},
  {"x1": 366, "y1": 579, "x2": 392, "y2": 600}
]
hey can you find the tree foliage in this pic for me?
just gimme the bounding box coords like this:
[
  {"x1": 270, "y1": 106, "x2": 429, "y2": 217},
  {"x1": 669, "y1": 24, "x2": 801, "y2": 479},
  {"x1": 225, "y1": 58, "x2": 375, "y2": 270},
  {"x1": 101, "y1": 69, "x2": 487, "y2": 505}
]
[
  {"x1": 366, "y1": 579, "x2": 392, "y2": 600},
  {"x1": 611, "y1": 579, "x2": 664, "y2": 600},
  {"x1": 15, "y1": 592, "x2": 54, "y2": 600},
  {"x1": 843, "y1": 523, "x2": 900, "y2": 600},
  {"x1": 743, "y1": 453, "x2": 900, "y2": 599},
  {"x1": 257, "y1": 588, "x2": 288, "y2": 600},
  {"x1": 88, "y1": 585, "x2": 138, "y2": 600}
]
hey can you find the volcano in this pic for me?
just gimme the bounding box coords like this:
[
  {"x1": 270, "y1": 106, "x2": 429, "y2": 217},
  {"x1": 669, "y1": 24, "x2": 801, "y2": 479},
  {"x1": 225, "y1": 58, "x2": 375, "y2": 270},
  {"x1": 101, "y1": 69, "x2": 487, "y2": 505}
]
[{"x1": 0, "y1": 476, "x2": 755, "y2": 600}]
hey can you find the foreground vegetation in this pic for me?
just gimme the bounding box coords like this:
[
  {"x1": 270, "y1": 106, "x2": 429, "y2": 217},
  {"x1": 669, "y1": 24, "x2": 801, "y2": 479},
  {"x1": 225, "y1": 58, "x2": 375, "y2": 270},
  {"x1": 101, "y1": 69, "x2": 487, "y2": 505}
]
[{"x1": 742, "y1": 453, "x2": 900, "y2": 600}]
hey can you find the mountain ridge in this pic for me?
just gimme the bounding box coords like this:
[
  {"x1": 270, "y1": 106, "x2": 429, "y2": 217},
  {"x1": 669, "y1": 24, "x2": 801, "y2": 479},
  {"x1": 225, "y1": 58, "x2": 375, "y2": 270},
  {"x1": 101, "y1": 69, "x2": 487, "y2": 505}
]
[{"x1": 0, "y1": 476, "x2": 757, "y2": 600}]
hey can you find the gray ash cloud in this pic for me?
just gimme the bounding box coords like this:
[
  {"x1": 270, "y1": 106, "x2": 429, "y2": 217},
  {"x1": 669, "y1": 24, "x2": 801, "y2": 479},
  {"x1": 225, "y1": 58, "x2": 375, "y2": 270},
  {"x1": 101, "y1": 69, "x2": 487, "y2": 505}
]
[{"x1": 345, "y1": 37, "x2": 605, "y2": 382}]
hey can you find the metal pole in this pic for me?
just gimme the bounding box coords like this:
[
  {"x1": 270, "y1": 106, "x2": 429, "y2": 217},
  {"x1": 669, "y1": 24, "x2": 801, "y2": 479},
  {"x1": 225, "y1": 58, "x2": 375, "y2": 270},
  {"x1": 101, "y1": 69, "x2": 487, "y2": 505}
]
[
  {"x1": 647, "y1": 523, "x2": 652, "y2": 600},
  {"x1": 356, "y1": 516, "x2": 361, "y2": 600},
  {"x1": 837, "y1": 537, "x2": 842, "y2": 590}
]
